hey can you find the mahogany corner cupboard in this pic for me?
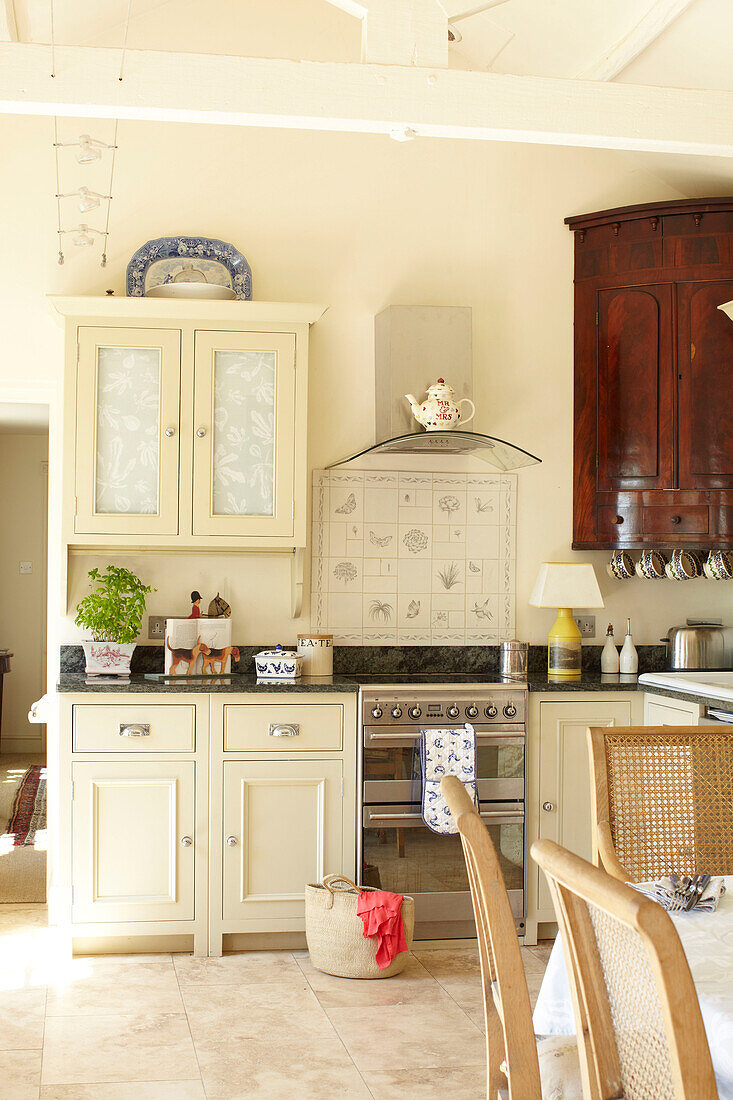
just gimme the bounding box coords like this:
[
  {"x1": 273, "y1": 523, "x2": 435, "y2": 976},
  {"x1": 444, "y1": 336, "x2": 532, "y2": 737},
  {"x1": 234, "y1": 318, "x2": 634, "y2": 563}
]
[{"x1": 566, "y1": 198, "x2": 733, "y2": 549}]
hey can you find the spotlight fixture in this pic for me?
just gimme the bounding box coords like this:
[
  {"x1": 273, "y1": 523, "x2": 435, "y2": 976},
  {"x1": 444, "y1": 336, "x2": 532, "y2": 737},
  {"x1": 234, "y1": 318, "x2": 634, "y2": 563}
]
[
  {"x1": 53, "y1": 133, "x2": 117, "y2": 164},
  {"x1": 56, "y1": 186, "x2": 112, "y2": 213},
  {"x1": 58, "y1": 224, "x2": 109, "y2": 248},
  {"x1": 389, "y1": 126, "x2": 418, "y2": 143}
]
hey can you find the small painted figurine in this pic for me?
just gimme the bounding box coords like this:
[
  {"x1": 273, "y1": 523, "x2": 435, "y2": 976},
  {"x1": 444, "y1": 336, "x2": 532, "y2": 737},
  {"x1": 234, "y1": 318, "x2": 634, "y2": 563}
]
[{"x1": 189, "y1": 590, "x2": 202, "y2": 619}]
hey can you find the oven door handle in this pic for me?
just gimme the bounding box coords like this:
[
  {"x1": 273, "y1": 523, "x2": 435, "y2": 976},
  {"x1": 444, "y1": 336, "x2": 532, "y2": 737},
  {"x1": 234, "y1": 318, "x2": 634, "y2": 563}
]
[
  {"x1": 364, "y1": 810, "x2": 524, "y2": 827},
  {"x1": 364, "y1": 731, "x2": 524, "y2": 744}
]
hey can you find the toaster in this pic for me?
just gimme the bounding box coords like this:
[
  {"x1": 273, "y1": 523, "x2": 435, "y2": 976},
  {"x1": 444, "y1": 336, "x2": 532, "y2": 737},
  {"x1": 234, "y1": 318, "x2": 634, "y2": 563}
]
[{"x1": 661, "y1": 621, "x2": 733, "y2": 670}]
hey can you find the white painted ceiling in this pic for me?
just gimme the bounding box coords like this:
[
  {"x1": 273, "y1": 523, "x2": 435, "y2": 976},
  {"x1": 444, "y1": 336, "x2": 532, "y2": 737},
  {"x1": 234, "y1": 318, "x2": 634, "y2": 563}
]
[{"x1": 3, "y1": 0, "x2": 731, "y2": 89}]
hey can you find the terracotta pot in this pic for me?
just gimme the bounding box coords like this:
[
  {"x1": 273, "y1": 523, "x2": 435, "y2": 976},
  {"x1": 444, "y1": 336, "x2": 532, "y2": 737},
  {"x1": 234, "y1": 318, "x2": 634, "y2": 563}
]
[{"x1": 82, "y1": 641, "x2": 136, "y2": 676}]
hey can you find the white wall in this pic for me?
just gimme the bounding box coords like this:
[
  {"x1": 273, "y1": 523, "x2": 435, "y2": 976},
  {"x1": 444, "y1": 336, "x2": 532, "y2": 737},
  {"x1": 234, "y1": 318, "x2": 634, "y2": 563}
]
[
  {"x1": 0, "y1": 433, "x2": 48, "y2": 747},
  {"x1": 2, "y1": 112, "x2": 732, "y2": 649}
]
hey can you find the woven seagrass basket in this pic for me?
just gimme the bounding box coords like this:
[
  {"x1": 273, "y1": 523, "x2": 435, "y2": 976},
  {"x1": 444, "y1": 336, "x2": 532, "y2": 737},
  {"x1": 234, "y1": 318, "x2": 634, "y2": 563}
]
[{"x1": 305, "y1": 874, "x2": 414, "y2": 979}]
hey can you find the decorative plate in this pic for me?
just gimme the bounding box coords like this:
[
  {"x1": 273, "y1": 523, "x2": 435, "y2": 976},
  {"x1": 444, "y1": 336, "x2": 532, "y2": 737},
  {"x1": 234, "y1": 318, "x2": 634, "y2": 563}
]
[{"x1": 126, "y1": 236, "x2": 252, "y2": 299}]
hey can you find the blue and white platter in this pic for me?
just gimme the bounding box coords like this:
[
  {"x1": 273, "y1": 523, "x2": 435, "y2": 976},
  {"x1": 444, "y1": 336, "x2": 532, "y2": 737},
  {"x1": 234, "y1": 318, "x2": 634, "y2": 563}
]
[{"x1": 126, "y1": 236, "x2": 253, "y2": 299}]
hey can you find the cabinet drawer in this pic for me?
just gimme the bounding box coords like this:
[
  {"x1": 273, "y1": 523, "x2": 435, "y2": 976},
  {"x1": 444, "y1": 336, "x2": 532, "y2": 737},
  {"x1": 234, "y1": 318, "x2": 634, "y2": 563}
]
[
  {"x1": 597, "y1": 505, "x2": 641, "y2": 540},
  {"x1": 641, "y1": 505, "x2": 709, "y2": 536},
  {"x1": 224, "y1": 703, "x2": 343, "y2": 751},
  {"x1": 73, "y1": 704, "x2": 195, "y2": 752}
]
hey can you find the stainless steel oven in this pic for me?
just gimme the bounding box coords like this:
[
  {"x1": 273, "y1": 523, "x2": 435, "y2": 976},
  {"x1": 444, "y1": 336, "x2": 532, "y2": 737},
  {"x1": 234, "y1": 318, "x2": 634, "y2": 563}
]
[{"x1": 359, "y1": 682, "x2": 527, "y2": 939}]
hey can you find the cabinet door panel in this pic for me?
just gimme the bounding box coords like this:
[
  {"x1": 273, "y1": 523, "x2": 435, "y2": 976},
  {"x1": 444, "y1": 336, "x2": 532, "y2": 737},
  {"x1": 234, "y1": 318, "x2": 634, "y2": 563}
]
[
  {"x1": 223, "y1": 759, "x2": 342, "y2": 923},
  {"x1": 193, "y1": 331, "x2": 296, "y2": 537},
  {"x1": 677, "y1": 280, "x2": 733, "y2": 489},
  {"x1": 75, "y1": 327, "x2": 181, "y2": 535},
  {"x1": 537, "y1": 700, "x2": 631, "y2": 913},
  {"x1": 597, "y1": 286, "x2": 673, "y2": 491},
  {"x1": 72, "y1": 760, "x2": 195, "y2": 923}
]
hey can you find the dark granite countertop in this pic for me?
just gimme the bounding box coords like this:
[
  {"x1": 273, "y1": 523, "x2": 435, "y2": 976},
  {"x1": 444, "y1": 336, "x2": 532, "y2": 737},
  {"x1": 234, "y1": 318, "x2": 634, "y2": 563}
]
[
  {"x1": 638, "y1": 681, "x2": 733, "y2": 711},
  {"x1": 523, "y1": 672, "x2": 640, "y2": 692},
  {"x1": 57, "y1": 673, "x2": 361, "y2": 694}
]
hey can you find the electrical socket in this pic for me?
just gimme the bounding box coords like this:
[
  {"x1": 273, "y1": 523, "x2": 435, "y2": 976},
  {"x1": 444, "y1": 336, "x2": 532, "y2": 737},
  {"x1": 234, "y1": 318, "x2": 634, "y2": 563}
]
[
  {"x1": 574, "y1": 615, "x2": 596, "y2": 638},
  {"x1": 148, "y1": 615, "x2": 168, "y2": 640}
]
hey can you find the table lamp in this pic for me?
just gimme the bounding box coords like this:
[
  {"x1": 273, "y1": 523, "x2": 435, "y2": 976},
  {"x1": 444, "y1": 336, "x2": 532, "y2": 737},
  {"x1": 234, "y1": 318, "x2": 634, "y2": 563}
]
[{"x1": 529, "y1": 563, "x2": 604, "y2": 680}]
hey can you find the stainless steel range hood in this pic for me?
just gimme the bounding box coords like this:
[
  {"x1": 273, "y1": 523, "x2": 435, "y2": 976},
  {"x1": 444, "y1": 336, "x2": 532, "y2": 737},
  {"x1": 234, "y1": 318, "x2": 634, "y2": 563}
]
[
  {"x1": 327, "y1": 305, "x2": 542, "y2": 472},
  {"x1": 327, "y1": 429, "x2": 541, "y2": 470}
]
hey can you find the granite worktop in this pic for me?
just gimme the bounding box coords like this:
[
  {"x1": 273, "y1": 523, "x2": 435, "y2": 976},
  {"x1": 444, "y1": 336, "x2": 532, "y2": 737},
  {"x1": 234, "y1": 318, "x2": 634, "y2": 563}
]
[{"x1": 57, "y1": 673, "x2": 361, "y2": 694}]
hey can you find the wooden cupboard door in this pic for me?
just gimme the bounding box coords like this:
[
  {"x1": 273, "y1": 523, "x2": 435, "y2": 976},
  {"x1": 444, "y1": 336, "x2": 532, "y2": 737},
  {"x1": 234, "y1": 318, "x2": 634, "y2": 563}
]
[
  {"x1": 192, "y1": 330, "x2": 296, "y2": 537},
  {"x1": 536, "y1": 700, "x2": 632, "y2": 913},
  {"x1": 72, "y1": 761, "x2": 195, "y2": 923},
  {"x1": 75, "y1": 327, "x2": 181, "y2": 536},
  {"x1": 596, "y1": 285, "x2": 673, "y2": 491},
  {"x1": 222, "y1": 759, "x2": 342, "y2": 923},
  {"x1": 644, "y1": 696, "x2": 701, "y2": 726},
  {"x1": 677, "y1": 280, "x2": 733, "y2": 489}
]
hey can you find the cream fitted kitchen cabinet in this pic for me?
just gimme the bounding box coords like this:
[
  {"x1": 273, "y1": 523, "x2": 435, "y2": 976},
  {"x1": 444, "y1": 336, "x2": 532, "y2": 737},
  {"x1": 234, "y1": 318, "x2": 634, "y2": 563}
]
[
  {"x1": 525, "y1": 692, "x2": 643, "y2": 942},
  {"x1": 644, "y1": 693, "x2": 704, "y2": 725},
  {"x1": 55, "y1": 298, "x2": 325, "y2": 553}
]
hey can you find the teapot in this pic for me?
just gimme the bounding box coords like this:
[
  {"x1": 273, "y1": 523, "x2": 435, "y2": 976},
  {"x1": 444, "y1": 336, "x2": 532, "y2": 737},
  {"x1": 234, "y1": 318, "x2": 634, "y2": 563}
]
[{"x1": 405, "y1": 378, "x2": 475, "y2": 431}]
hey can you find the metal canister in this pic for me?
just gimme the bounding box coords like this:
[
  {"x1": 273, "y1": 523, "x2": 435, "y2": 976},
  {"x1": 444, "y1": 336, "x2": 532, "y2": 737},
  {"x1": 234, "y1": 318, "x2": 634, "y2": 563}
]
[{"x1": 500, "y1": 640, "x2": 529, "y2": 680}]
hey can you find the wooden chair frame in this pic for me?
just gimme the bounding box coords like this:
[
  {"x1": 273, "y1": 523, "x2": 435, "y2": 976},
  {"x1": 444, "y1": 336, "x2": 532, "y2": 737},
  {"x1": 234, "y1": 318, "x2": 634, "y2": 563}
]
[
  {"x1": 532, "y1": 838, "x2": 718, "y2": 1100},
  {"x1": 588, "y1": 724, "x2": 733, "y2": 883},
  {"x1": 441, "y1": 775, "x2": 541, "y2": 1100}
]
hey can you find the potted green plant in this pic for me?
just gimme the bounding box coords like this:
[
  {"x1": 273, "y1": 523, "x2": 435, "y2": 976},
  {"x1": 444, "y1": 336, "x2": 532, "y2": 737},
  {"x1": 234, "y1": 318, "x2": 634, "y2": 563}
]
[{"x1": 75, "y1": 565, "x2": 154, "y2": 676}]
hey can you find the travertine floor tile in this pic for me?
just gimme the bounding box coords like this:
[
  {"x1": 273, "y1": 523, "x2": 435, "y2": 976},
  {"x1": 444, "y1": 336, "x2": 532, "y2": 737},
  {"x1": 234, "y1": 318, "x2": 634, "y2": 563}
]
[
  {"x1": 296, "y1": 952, "x2": 439, "y2": 1007},
  {"x1": 0, "y1": 1048, "x2": 42, "y2": 1099},
  {"x1": 40, "y1": 1084, "x2": 205, "y2": 1099},
  {"x1": 326, "y1": 999, "x2": 485, "y2": 1072},
  {"x1": 194, "y1": 1035, "x2": 371, "y2": 1099},
  {"x1": 173, "y1": 951, "x2": 302, "y2": 987},
  {"x1": 365, "y1": 1063, "x2": 487, "y2": 1099},
  {"x1": 182, "y1": 980, "x2": 337, "y2": 1044},
  {"x1": 41, "y1": 1013, "x2": 199, "y2": 1085},
  {"x1": 46, "y1": 955, "x2": 184, "y2": 1017},
  {"x1": 0, "y1": 988, "x2": 46, "y2": 1049}
]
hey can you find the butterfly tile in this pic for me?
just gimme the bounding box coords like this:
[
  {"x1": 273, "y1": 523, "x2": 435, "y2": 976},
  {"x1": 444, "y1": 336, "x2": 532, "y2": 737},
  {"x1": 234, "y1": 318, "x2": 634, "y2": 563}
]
[
  {"x1": 364, "y1": 523, "x2": 398, "y2": 558},
  {"x1": 397, "y1": 593, "x2": 430, "y2": 627},
  {"x1": 329, "y1": 487, "x2": 363, "y2": 522}
]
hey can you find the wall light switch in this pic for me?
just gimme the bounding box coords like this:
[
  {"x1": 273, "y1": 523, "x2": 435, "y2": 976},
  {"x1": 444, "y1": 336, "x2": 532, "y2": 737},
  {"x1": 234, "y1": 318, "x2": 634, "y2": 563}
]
[{"x1": 19, "y1": 561, "x2": 33, "y2": 575}]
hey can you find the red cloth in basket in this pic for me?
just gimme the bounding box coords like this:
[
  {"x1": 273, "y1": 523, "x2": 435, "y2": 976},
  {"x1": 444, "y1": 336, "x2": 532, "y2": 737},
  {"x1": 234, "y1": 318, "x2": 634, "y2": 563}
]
[{"x1": 356, "y1": 890, "x2": 408, "y2": 969}]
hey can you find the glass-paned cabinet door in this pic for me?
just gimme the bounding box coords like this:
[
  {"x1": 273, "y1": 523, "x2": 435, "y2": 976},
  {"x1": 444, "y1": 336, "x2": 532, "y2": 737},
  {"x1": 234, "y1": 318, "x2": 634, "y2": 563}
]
[
  {"x1": 192, "y1": 331, "x2": 296, "y2": 536},
  {"x1": 75, "y1": 327, "x2": 181, "y2": 535}
]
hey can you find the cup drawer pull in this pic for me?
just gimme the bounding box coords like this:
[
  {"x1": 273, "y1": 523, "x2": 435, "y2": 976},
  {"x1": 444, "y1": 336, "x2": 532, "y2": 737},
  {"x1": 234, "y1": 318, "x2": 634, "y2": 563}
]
[
  {"x1": 119, "y1": 723, "x2": 151, "y2": 738},
  {"x1": 269, "y1": 723, "x2": 300, "y2": 738}
]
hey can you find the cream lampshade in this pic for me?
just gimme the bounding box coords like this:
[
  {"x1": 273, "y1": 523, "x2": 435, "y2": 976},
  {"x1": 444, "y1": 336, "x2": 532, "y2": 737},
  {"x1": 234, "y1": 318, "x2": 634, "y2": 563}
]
[
  {"x1": 529, "y1": 563, "x2": 604, "y2": 680},
  {"x1": 718, "y1": 300, "x2": 733, "y2": 322}
]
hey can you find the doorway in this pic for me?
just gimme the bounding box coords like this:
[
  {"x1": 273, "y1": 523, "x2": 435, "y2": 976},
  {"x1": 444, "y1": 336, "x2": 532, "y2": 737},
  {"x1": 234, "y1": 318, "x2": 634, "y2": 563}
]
[{"x1": 0, "y1": 402, "x2": 49, "y2": 903}]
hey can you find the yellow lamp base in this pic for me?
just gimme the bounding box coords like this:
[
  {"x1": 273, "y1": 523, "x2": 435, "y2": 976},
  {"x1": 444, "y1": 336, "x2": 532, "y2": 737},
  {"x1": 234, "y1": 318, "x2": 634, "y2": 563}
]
[{"x1": 547, "y1": 607, "x2": 582, "y2": 680}]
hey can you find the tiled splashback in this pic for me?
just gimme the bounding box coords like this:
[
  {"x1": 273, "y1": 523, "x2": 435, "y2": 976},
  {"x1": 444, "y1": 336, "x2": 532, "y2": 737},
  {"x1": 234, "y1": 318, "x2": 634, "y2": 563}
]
[{"x1": 311, "y1": 469, "x2": 516, "y2": 645}]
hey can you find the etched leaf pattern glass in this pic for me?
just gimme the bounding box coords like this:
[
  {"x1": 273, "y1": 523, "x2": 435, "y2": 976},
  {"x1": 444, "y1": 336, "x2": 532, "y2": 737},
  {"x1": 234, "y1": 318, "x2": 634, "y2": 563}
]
[
  {"x1": 95, "y1": 346, "x2": 161, "y2": 515},
  {"x1": 212, "y1": 349, "x2": 276, "y2": 516}
]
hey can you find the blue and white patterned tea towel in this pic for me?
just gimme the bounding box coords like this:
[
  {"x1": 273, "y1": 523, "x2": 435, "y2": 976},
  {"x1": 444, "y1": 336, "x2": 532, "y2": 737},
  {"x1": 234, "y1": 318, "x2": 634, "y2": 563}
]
[{"x1": 420, "y1": 724, "x2": 478, "y2": 835}]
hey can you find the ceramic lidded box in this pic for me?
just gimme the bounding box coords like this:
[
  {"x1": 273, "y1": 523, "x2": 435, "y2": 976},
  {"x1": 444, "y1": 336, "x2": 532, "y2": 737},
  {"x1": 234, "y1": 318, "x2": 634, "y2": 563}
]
[{"x1": 254, "y1": 645, "x2": 302, "y2": 680}]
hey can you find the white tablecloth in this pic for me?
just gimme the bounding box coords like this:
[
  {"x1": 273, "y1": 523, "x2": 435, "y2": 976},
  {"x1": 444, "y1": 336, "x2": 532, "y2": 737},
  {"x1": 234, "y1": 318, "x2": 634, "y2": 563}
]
[{"x1": 533, "y1": 876, "x2": 733, "y2": 1100}]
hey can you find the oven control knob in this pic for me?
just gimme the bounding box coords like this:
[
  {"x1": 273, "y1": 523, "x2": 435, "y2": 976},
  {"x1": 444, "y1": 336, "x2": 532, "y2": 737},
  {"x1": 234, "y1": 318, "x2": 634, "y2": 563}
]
[
  {"x1": 503, "y1": 703, "x2": 517, "y2": 719},
  {"x1": 446, "y1": 704, "x2": 460, "y2": 719},
  {"x1": 408, "y1": 706, "x2": 422, "y2": 719},
  {"x1": 391, "y1": 706, "x2": 403, "y2": 719},
  {"x1": 485, "y1": 705, "x2": 498, "y2": 718},
  {"x1": 370, "y1": 706, "x2": 383, "y2": 719},
  {"x1": 466, "y1": 704, "x2": 479, "y2": 719}
]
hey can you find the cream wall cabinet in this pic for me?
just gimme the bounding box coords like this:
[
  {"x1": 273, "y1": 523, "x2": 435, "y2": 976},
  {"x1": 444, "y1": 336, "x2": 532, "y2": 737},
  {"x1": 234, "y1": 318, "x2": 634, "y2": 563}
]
[
  {"x1": 643, "y1": 693, "x2": 704, "y2": 725},
  {"x1": 525, "y1": 692, "x2": 643, "y2": 943},
  {"x1": 57, "y1": 690, "x2": 356, "y2": 957},
  {"x1": 54, "y1": 298, "x2": 325, "y2": 556}
]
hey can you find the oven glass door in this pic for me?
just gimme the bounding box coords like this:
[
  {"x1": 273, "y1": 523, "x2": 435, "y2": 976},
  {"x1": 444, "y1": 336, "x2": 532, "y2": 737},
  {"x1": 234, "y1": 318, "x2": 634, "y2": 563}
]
[
  {"x1": 362, "y1": 803, "x2": 524, "y2": 915},
  {"x1": 363, "y1": 733, "x2": 524, "y2": 803}
]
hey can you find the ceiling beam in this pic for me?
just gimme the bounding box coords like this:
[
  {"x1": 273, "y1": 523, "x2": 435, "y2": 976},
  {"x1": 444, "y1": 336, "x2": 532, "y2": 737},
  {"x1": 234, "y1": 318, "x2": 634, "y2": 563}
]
[
  {"x1": 324, "y1": 0, "x2": 448, "y2": 66},
  {"x1": 1, "y1": 42, "x2": 732, "y2": 158},
  {"x1": 0, "y1": 0, "x2": 19, "y2": 42},
  {"x1": 578, "y1": 0, "x2": 698, "y2": 81}
]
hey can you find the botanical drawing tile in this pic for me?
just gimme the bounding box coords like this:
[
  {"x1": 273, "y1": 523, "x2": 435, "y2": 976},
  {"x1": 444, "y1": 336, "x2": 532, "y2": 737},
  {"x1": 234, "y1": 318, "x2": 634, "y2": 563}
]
[
  {"x1": 433, "y1": 489, "x2": 466, "y2": 526},
  {"x1": 364, "y1": 594, "x2": 397, "y2": 627},
  {"x1": 328, "y1": 558, "x2": 362, "y2": 591},
  {"x1": 466, "y1": 593, "x2": 497, "y2": 629},
  {"x1": 398, "y1": 524, "x2": 432, "y2": 558},
  {"x1": 433, "y1": 559, "x2": 465, "y2": 594}
]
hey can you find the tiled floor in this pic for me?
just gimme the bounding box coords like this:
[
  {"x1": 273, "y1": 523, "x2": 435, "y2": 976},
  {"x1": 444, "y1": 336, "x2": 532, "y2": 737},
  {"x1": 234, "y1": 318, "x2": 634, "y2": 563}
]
[{"x1": 0, "y1": 904, "x2": 550, "y2": 1099}]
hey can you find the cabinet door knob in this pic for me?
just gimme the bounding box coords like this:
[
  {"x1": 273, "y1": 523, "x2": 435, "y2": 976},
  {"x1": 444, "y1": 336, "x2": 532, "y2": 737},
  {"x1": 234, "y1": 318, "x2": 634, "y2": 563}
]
[
  {"x1": 164, "y1": 427, "x2": 176, "y2": 437},
  {"x1": 612, "y1": 514, "x2": 624, "y2": 525},
  {"x1": 671, "y1": 514, "x2": 682, "y2": 524},
  {"x1": 226, "y1": 835, "x2": 238, "y2": 846},
  {"x1": 180, "y1": 836, "x2": 193, "y2": 847},
  {"x1": 196, "y1": 427, "x2": 207, "y2": 438},
  {"x1": 542, "y1": 801, "x2": 555, "y2": 812}
]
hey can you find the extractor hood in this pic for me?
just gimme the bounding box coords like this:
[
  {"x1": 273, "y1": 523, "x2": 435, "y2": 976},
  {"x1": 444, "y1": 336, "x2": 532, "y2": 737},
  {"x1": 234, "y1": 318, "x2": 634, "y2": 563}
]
[
  {"x1": 327, "y1": 429, "x2": 541, "y2": 470},
  {"x1": 327, "y1": 305, "x2": 542, "y2": 472}
]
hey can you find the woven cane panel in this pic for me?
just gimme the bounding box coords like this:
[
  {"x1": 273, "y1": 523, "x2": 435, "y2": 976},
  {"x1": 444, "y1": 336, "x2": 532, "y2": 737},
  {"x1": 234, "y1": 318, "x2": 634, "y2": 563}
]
[
  {"x1": 604, "y1": 733, "x2": 733, "y2": 882},
  {"x1": 588, "y1": 901, "x2": 676, "y2": 1100}
]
